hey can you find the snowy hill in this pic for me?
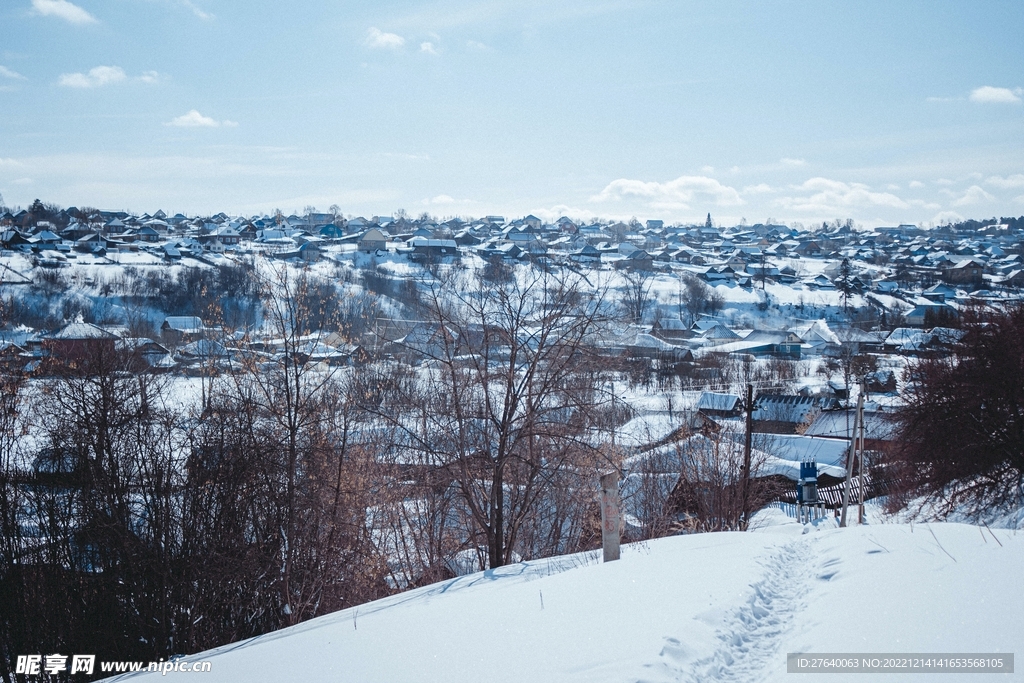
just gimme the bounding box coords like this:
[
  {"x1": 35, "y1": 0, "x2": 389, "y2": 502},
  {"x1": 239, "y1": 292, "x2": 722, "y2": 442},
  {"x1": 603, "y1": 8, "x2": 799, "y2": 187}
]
[{"x1": 111, "y1": 512, "x2": 1022, "y2": 683}]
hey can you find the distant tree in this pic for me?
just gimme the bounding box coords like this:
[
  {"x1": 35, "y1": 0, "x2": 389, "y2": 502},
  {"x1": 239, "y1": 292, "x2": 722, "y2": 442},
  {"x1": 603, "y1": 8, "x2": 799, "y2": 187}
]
[
  {"x1": 755, "y1": 253, "x2": 768, "y2": 291},
  {"x1": 705, "y1": 213, "x2": 713, "y2": 229},
  {"x1": 834, "y1": 257, "x2": 855, "y2": 313},
  {"x1": 888, "y1": 305, "x2": 1024, "y2": 516},
  {"x1": 621, "y1": 269, "x2": 653, "y2": 323},
  {"x1": 678, "y1": 273, "x2": 722, "y2": 327}
]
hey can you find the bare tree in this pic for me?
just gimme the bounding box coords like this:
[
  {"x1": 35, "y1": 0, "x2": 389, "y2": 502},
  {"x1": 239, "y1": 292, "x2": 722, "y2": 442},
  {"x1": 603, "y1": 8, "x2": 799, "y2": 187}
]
[
  {"x1": 679, "y1": 273, "x2": 722, "y2": 327},
  {"x1": 621, "y1": 268, "x2": 653, "y2": 324},
  {"x1": 208, "y1": 263, "x2": 389, "y2": 627},
  {"x1": 376, "y1": 267, "x2": 612, "y2": 569}
]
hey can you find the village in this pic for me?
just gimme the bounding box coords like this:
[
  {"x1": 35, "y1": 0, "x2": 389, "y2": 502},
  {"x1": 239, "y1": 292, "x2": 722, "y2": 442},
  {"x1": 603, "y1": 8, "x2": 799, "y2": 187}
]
[
  {"x1": 1, "y1": 201, "x2": 1022, "y2": 674},
  {"x1": 2, "y1": 203, "x2": 1022, "y2": 523},
  {"x1": 2, "y1": 206, "x2": 1022, "y2": 372}
]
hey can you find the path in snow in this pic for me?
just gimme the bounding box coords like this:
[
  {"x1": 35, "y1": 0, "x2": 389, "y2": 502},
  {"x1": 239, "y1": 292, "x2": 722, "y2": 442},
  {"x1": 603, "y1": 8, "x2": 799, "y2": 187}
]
[{"x1": 639, "y1": 538, "x2": 815, "y2": 683}]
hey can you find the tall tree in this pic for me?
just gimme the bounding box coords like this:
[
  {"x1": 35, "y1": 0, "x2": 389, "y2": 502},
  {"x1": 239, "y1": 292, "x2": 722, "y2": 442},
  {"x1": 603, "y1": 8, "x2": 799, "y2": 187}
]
[
  {"x1": 889, "y1": 305, "x2": 1024, "y2": 515},
  {"x1": 834, "y1": 257, "x2": 856, "y2": 314},
  {"x1": 380, "y1": 267, "x2": 611, "y2": 569}
]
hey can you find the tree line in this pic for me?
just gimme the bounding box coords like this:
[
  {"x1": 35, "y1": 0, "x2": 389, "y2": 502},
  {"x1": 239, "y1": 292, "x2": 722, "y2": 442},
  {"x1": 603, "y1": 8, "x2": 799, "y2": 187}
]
[{"x1": 0, "y1": 266, "x2": 620, "y2": 680}]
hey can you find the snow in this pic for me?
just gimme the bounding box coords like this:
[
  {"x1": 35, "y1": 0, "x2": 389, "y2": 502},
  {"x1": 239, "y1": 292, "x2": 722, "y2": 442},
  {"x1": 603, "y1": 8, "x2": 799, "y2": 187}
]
[{"x1": 111, "y1": 513, "x2": 1024, "y2": 683}]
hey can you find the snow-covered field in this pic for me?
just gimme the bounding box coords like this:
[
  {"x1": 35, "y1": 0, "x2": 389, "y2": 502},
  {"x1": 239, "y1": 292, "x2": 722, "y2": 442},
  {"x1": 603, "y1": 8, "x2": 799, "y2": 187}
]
[{"x1": 111, "y1": 509, "x2": 1023, "y2": 683}]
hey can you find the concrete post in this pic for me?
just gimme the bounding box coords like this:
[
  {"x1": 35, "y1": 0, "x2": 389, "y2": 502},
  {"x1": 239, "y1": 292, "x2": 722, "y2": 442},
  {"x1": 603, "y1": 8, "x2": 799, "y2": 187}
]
[{"x1": 600, "y1": 470, "x2": 620, "y2": 562}]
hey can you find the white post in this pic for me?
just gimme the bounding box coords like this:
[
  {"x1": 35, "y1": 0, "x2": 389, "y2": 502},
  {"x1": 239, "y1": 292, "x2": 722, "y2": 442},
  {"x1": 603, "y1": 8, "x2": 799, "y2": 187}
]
[
  {"x1": 840, "y1": 390, "x2": 864, "y2": 528},
  {"x1": 600, "y1": 471, "x2": 621, "y2": 562},
  {"x1": 858, "y1": 380, "x2": 867, "y2": 525}
]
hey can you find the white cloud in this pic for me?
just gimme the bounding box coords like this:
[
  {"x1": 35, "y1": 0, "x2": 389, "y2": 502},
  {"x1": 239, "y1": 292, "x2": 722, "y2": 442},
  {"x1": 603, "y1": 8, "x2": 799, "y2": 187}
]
[
  {"x1": 0, "y1": 66, "x2": 27, "y2": 80},
  {"x1": 364, "y1": 27, "x2": 405, "y2": 49},
  {"x1": 780, "y1": 157, "x2": 806, "y2": 167},
  {"x1": 165, "y1": 110, "x2": 232, "y2": 128},
  {"x1": 969, "y1": 86, "x2": 1022, "y2": 104},
  {"x1": 31, "y1": 0, "x2": 97, "y2": 24},
  {"x1": 57, "y1": 65, "x2": 126, "y2": 88},
  {"x1": 422, "y1": 194, "x2": 478, "y2": 206},
  {"x1": 985, "y1": 173, "x2": 1024, "y2": 189},
  {"x1": 774, "y1": 177, "x2": 908, "y2": 214},
  {"x1": 591, "y1": 175, "x2": 744, "y2": 209},
  {"x1": 1014, "y1": 195, "x2": 1024, "y2": 205},
  {"x1": 137, "y1": 70, "x2": 163, "y2": 84},
  {"x1": 951, "y1": 185, "x2": 995, "y2": 207},
  {"x1": 700, "y1": 165, "x2": 715, "y2": 174},
  {"x1": 466, "y1": 40, "x2": 488, "y2": 50},
  {"x1": 420, "y1": 42, "x2": 437, "y2": 54},
  {"x1": 935, "y1": 178, "x2": 954, "y2": 186},
  {"x1": 181, "y1": 0, "x2": 213, "y2": 20},
  {"x1": 909, "y1": 180, "x2": 925, "y2": 189},
  {"x1": 742, "y1": 183, "x2": 773, "y2": 194}
]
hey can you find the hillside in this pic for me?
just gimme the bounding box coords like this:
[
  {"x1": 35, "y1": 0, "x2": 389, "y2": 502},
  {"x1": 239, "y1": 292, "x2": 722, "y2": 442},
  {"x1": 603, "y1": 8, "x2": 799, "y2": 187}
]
[{"x1": 111, "y1": 511, "x2": 1023, "y2": 683}]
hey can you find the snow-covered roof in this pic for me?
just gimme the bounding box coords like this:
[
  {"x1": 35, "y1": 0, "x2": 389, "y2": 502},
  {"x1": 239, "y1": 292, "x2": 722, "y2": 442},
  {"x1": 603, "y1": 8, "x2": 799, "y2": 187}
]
[
  {"x1": 696, "y1": 392, "x2": 740, "y2": 413},
  {"x1": 804, "y1": 409, "x2": 897, "y2": 441},
  {"x1": 49, "y1": 322, "x2": 117, "y2": 340}
]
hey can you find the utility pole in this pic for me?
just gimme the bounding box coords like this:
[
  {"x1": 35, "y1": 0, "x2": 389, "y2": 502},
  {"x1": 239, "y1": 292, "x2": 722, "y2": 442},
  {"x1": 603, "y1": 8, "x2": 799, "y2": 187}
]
[
  {"x1": 858, "y1": 380, "x2": 867, "y2": 525},
  {"x1": 740, "y1": 383, "x2": 753, "y2": 530},
  {"x1": 840, "y1": 387, "x2": 864, "y2": 527}
]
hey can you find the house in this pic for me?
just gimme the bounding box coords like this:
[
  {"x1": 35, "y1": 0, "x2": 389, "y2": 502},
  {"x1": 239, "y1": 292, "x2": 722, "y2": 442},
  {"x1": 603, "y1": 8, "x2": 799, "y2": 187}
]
[
  {"x1": 904, "y1": 301, "x2": 958, "y2": 327},
  {"x1": 0, "y1": 341, "x2": 32, "y2": 372},
  {"x1": 176, "y1": 339, "x2": 230, "y2": 367},
  {"x1": 650, "y1": 317, "x2": 691, "y2": 341},
  {"x1": 116, "y1": 338, "x2": 175, "y2": 372},
  {"x1": 43, "y1": 321, "x2": 118, "y2": 367},
  {"x1": 1000, "y1": 269, "x2": 1024, "y2": 287},
  {"x1": 615, "y1": 250, "x2": 654, "y2": 271},
  {"x1": 135, "y1": 225, "x2": 162, "y2": 242},
  {"x1": 569, "y1": 244, "x2": 601, "y2": 263},
  {"x1": 752, "y1": 395, "x2": 823, "y2": 433},
  {"x1": 864, "y1": 370, "x2": 897, "y2": 394},
  {"x1": 695, "y1": 392, "x2": 742, "y2": 418},
  {"x1": 693, "y1": 323, "x2": 741, "y2": 343},
  {"x1": 358, "y1": 228, "x2": 388, "y2": 253},
  {"x1": 943, "y1": 258, "x2": 985, "y2": 285},
  {"x1": 406, "y1": 237, "x2": 458, "y2": 261},
  {"x1": 161, "y1": 316, "x2": 205, "y2": 345},
  {"x1": 702, "y1": 330, "x2": 803, "y2": 358}
]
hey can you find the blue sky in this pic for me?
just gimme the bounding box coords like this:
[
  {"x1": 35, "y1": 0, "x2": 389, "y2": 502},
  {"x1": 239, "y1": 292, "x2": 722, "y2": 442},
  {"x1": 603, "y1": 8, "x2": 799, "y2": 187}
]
[{"x1": 1, "y1": 0, "x2": 1023, "y2": 227}]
